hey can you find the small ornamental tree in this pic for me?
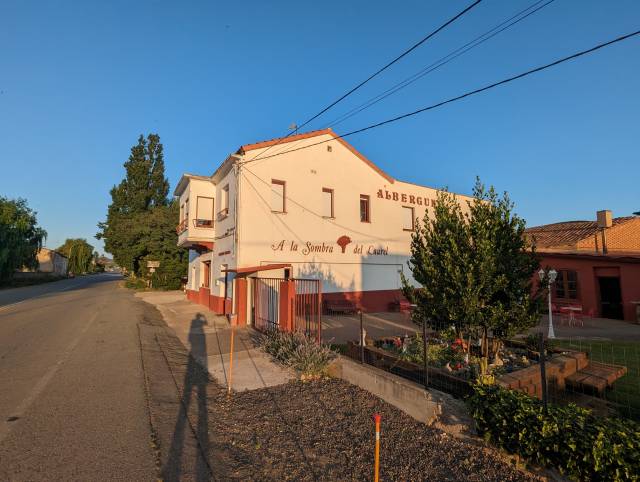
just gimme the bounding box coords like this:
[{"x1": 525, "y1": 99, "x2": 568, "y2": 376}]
[{"x1": 402, "y1": 178, "x2": 542, "y2": 358}]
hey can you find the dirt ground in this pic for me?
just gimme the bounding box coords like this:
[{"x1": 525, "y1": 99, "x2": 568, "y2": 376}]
[
  {"x1": 211, "y1": 379, "x2": 540, "y2": 481},
  {"x1": 142, "y1": 303, "x2": 540, "y2": 482}
]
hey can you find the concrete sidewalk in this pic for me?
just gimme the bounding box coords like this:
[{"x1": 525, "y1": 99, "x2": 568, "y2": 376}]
[{"x1": 135, "y1": 291, "x2": 294, "y2": 391}]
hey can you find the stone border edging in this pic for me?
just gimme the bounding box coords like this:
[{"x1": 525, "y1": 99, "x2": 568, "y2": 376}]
[{"x1": 328, "y1": 355, "x2": 442, "y2": 425}]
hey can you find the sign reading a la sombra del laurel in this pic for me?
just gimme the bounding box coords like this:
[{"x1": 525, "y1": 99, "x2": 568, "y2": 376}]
[{"x1": 271, "y1": 235, "x2": 388, "y2": 256}]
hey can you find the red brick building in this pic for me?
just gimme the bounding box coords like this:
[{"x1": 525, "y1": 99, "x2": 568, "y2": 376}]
[{"x1": 526, "y1": 211, "x2": 640, "y2": 322}]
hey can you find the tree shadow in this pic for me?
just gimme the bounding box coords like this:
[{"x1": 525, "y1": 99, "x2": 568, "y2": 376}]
[{"x1": 162, "y1": 313, "x2": 211, "y2": 481}]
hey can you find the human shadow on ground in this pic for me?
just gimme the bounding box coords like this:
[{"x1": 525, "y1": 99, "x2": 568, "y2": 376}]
[{"x1": 162, "y1": 313, "x2": 212, "y2": 481}]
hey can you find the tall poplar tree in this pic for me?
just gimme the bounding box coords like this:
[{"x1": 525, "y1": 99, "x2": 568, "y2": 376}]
[{"x1": 97, "y1": 134, "x2": 186, "y2": 286}]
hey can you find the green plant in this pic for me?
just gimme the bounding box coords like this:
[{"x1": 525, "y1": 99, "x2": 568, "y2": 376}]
[
  {"x1": 125, "y1": 276, "x2": 147, "y2": 290},
  {"x1": 402, "y1": 179, "x2": 542, "y2": 358},
  {"x1": 97, "y1": 134, "x2": 187, "y2": 284},
  {"x1": 382, "y1": 333, "x2": 466, "y2": 368},
  {"x1": 0, "y1": 197, "x2": 47, "y2": 282},
  {"x1": 467, "y1": 383, "x2": 640, "y2": 481},
  {"x1": 260, "y1": 329, "x2": 336, "y2": 377},
  {"x1": 523, "y1": 333, "x2": 552, "y2": 353}
]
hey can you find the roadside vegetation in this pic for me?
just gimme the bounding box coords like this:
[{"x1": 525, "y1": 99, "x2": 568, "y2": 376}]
[
  {"x1": 97, "y1": 134, "x2": 187, "y2": 290},
  {"x1": 0, "y1": 196, "x2": 47, "y2": 286},
  {"x1": 57, "y1": 238, "x2": 101, "y2": 274}
]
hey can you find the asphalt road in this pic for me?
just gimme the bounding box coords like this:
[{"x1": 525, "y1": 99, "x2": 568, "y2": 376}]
[{"x1": 0, "y1": 274, "x2": 157, "y2": 480}]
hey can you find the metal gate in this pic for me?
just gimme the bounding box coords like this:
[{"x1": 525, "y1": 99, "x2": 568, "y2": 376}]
[
  {"x1": 294, "y1": 279, "x2": 322, "y2": 342},
  {"x1": 253, "y1": 278, "x2": 281, "y2": 332},
  {"x1": 251, "y1": 277, "x2": 322, "y2": 341}
]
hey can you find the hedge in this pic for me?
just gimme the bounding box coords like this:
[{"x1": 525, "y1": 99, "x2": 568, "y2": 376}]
[{"x1": 466, "y1": 383, "x2": 640, "y2": 481}]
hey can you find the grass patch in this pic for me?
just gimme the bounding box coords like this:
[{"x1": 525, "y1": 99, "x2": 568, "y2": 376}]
[{"x1": 553, "y1": 339, "x2": 640, "y2": 421}]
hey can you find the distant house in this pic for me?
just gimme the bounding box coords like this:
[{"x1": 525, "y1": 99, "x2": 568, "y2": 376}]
[
  {"x1": 526, "y1": 211, "x2": 640, "y2": 322},
  {"x1": 36, "y1": 248, "x2": 68, "y2": 276}
]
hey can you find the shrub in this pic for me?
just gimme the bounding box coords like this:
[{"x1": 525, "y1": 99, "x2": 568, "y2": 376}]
[
  {"x1": 125, "y1": 276, "x2": 147, "y2": 290},
  {"x1": 467, "y1": 383, "x2": 640, "y2": 481},
  {"x1": 260, "y1": 329, "x2": 336, "y2": 378}
]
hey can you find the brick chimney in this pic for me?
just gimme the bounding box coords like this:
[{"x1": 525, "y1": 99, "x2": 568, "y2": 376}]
[{"x1": 596, "y1": 210, "x2": 612, "y2": 254}]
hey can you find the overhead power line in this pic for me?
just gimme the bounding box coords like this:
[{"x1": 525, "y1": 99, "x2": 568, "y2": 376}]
[
  {"x1": 248, "y1": 0, "x2": 552, "y2": 165},
  {"x1": 241, "y1": 28, "x2": 640, "y2": 165},
  {"x1": 244, "y1": 0, "x2": 484, "y2": 163},
  {"x1": 326, "y1": 0, "x2": 555, "y2": 129}
]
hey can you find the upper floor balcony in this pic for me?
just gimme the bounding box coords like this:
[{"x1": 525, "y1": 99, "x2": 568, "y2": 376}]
[
  {"x1": 176, "y1": 216, "x2": 215, "y2": 250},
  {"x1": 174, "y1": 174, "x2": 217, "y2": 251}
]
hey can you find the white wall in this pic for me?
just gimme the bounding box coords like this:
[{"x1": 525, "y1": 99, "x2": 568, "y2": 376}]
[
  {"x1": 209, "y1": 166, "x2": 238, "y2": 298},
  {"x1": 236, "y1": 133, "x2": 473, "y2": 293}
]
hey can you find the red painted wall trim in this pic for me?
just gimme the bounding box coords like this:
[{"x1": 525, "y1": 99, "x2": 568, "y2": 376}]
[
  {"x1": 323, "y1": 289, "x2": 405, "y2": 313},
  {"x1": 207, "y1": 294, "x2": 232, "y2": 315},
  {"x1": 198, "y1": 287, "x2": 210, "y2": 307}
]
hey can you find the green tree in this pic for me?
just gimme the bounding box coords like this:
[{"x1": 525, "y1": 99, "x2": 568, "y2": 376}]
[
  {"x1": 57, "y1": 238, "x2": 95, "y2": 274},
  {"x1": 97, "y1": 134, "x2": 186, "y2": 288},
  {"x1": 143, "y1": 202, "x2": 188, "y2": 290},
  {"x1": 402, "y1": 179, "x2": 541, "y2": 358},
  {"x1": 0, "y1": 197, "x2": 47, "y2": 282},
  {"x1": 97, "y1": 133, "x2": 170, "y2": 274}
]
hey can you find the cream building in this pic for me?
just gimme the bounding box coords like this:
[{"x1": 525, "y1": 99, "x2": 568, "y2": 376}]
[
  {"x1": 36, "y1": 248, "x2": 68, "y2": 276},
  {"x1": 175, "y1": 129, "x2": 472, "y2": 323}
]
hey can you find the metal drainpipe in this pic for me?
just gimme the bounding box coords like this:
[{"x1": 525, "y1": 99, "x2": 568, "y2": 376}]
[
  {"x1": 232, "y1": 157, "x2": 242, "y2": 316},
  {"x1": 234, "y1": 159, "x2": 241, "y2": 264}
]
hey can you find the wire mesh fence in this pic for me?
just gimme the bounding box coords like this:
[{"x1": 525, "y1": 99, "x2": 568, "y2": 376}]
[
  {"x1": 547, "y1": 336, "x2": 640, "y2": 421},
  {"x1": 324, "y1": 308, "x2": 640, "y2": 422}
]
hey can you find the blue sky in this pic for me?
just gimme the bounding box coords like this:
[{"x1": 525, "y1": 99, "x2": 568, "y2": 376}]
[{"x1": 1, "y1": 0, "x2": 639, "y2": 255}]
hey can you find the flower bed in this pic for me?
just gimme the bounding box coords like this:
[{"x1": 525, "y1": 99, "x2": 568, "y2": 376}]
[{"x1": 375, "y1": 331, "x2": 551, "y2": 381}]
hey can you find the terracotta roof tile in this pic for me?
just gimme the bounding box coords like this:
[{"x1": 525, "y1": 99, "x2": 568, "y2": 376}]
[{"x1": 525, "y1": 217, "x2": 636, "y2": 249}]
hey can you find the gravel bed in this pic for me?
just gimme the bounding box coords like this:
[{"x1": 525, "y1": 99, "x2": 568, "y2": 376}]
[{"x1": 203, "y1": 378, "x2": 539, "y2": 481}]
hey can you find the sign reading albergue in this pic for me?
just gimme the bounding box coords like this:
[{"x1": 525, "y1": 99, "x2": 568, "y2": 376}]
[{"x1": 376, "y1": 189, "x2": 436, "y2": 207}]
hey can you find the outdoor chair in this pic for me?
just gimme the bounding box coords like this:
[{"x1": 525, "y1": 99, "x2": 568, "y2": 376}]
[{"x1": 560, "y1": 305, "x2": 584, "y2": 328}]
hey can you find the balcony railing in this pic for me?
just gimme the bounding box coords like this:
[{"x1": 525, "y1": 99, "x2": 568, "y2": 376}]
[
  {"x1": 217, "y1": 208, "x2": 229, "y2": 221},
  {"x1": 193, "y1": 219, "x2": 214, "y2": 228},
  {"x1": 176, "y1": 219, "x2": 188, "y2": 235}
]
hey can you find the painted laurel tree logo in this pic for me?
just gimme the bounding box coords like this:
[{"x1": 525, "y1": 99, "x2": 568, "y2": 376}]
[{"x1": 336, "y1": 235, "x2": 352, "y2": 253}]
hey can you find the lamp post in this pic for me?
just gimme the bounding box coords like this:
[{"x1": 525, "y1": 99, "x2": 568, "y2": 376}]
[{"x1": 538, "y1": 268, "x2": 558, "y2": 339}]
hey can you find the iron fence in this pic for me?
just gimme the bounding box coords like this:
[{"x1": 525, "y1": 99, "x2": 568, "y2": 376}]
[
  {"x1": 293, "y1": 278, "x2": 322, "y2": 342},
  {"x1": 327, "y1": 310, "x2": 640, "y2": 422}
]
